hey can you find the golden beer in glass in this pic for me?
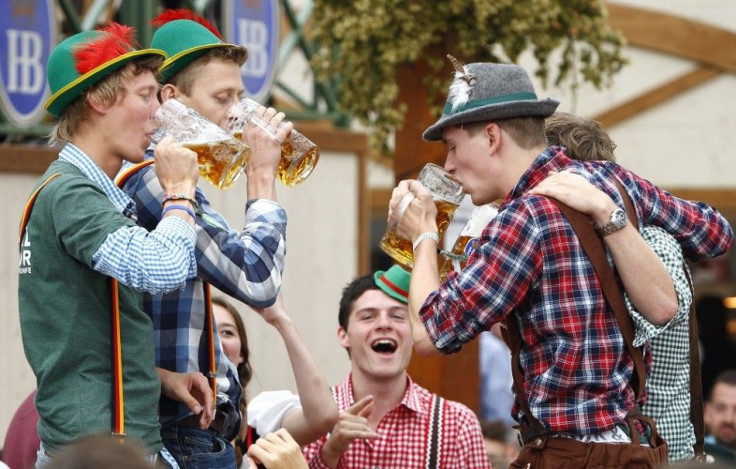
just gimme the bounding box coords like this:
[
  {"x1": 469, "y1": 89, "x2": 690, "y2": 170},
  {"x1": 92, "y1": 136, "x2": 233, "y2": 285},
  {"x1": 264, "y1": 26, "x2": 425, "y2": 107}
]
[
  {"x1": 380, "y1": 163, "x2": 465, "y2": 269},
  {"x1": 153, "y1": 99, "x2": 250, "y2": 190},
  {"x1": 182, "y1": 139, "x2": 251, "y2": 190},
  {"x1": 225, "y1": 98, "x2": 320, "y2": 187}
]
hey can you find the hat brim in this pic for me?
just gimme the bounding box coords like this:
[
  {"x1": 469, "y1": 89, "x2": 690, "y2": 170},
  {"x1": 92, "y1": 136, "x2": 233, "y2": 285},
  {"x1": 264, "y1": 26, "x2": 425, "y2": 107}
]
[
  {"x1": 422, "y1": 98, "x2": 560, "y2": 141},
  {"x1": 157, "y1": 43, "x2": 234, "y2": 82},
  {"x1": 45, "y1": 48, "x2": 166, "y2": 118},
  {"x1": 373, "y1": 269, "x2": 409, "y2": 304}
]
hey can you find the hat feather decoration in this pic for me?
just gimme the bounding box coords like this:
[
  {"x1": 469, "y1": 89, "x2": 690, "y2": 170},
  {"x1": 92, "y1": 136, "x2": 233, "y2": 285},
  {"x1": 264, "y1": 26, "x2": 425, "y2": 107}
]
[
  {"x1": 150, "y1": 9, "x2": 223, "y2": 40},
  {"x1": 446, "y1": 54, "x2": 476, "y2": 112},
  {"x1": 73, "y1": 23, "x2": 137, "y2": 75}
]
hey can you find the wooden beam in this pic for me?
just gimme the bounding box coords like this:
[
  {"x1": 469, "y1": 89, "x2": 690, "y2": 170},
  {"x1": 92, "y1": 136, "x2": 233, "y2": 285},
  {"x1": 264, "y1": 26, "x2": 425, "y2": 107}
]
[
  {"x1": 606, "y1": 3, "x2": 736, "y2": 72},
  {"x1": 593, "y1": 66, "x2": 721, "y2": 128},
  {"x1": 0, "y1": 145, "x2": 58, "y2": 174},
  {"x1": 607, "y1": 3, "x2": 736, "y2": 73}
]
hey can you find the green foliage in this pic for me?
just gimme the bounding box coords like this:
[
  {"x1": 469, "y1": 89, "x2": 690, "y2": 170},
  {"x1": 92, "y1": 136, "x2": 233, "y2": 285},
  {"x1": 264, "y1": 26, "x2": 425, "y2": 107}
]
[{"x1": 311, "y1": 0, "x2": 627, "y2": 152}]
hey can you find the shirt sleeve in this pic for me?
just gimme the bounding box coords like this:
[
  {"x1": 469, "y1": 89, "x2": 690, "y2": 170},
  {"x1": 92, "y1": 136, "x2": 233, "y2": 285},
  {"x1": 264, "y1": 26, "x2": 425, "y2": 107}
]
[
  {"x1": 92, "y1": 215, "x2": 197, "y2": 293},
  {"x1": 624, "y1": 226, "x2": 692, "y2": 347},
  {"x1": 420, "y1": 199, "x2": 544, "y2": 354},
  {"x1": 247, "y1": 390, "x2": 302, "y2": 436},
  {"x1": 611, "y1": 165, "x2": 734, "y2": 262},
  {"x1": 122, "y1": 165, "x2": 287, "y2": 308}
]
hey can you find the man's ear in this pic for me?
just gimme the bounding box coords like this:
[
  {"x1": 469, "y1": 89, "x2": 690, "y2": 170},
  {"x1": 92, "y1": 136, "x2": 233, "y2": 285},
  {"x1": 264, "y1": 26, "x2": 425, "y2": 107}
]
[
  {"x1": 86, "y1": 93, "x2": 108, "y2": 115},
  {"x1": 159, "y1": 83, "x2": 178, "y2": 102},
  {"x1": 337, "y1": 326, "x2": 350, "y2": 349},
  {"x1": 485, "y1": 122, "x2": 502, "y2": 154}
]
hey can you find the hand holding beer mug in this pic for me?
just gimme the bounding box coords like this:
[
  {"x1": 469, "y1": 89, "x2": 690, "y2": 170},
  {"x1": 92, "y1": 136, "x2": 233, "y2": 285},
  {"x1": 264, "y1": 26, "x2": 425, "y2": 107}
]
[
  {"x1": 440, "y1": 203, "x2": 499, "y2": 277},
  {"x1": 381, "y1": 163, "x2": 465, "y2": 269},
  {"x1": 222, "y1": 97, "x2": 320, "y2": 187},
  {"x1": 152, "y1": 99, "x2": 250, "y2": 190}
]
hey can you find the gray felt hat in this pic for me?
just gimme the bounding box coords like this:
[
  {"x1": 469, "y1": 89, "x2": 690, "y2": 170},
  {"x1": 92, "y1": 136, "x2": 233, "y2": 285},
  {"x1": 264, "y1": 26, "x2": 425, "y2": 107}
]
[{"x1": 423, "y1": 60, "x2": 559, "y2": 141}]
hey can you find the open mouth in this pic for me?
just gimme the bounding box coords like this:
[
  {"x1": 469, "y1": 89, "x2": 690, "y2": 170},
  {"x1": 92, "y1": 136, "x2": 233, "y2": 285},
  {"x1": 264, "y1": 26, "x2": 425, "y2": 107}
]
[{"x1": 371, "y1": 338, "x2": 398, "y2": 354}]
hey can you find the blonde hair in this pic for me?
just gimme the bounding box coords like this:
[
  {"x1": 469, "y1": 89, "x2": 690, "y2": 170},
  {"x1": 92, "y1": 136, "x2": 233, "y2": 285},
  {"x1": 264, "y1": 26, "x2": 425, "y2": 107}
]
[{"x1": 49, "y1": 56, "x2": 163, "y2": 145}]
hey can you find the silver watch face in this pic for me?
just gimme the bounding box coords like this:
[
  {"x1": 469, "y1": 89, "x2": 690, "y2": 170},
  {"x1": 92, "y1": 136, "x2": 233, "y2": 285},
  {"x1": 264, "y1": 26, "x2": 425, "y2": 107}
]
[{"x1": 612, "y1": 208, "x2": 627, "y2": 228}]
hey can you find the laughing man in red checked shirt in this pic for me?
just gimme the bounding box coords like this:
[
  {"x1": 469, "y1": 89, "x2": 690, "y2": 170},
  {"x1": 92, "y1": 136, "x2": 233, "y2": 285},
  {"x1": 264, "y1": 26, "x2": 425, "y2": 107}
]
[
  {"x1": 302, "y1": 266, "x2": 490, "y2": 468},
  {"x1": 388, "y1": 59, "x2": 734, "y2": 468}
]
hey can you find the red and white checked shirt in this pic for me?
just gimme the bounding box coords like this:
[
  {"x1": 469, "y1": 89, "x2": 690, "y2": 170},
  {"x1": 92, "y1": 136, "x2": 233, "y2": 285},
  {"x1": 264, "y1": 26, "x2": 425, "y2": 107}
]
[{"x1": 302, "y1": 374, "x2": 490, "y2": 469}]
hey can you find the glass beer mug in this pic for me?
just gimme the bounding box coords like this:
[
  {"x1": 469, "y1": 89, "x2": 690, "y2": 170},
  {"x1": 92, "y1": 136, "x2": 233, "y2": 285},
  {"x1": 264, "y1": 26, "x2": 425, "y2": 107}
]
[
  {"x1": 222, "y1": 97, "x2": 320, "y2": 187},
  {"x1": 152, "y1": 99, "x2": 250, "y2": 190},
  {"x1": 440, "y1": 202, "x2": 499, "y2": 277},
  {"x1": 380, "y1": 163, "x2": 465, "y2": 269}
]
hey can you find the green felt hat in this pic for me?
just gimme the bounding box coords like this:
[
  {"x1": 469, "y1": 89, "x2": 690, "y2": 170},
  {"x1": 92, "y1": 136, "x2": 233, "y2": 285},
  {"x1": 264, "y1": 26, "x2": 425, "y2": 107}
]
[
  {"x1": 152, "y1": 18, "x2": 237, "y2": 82},
  {"x1": 45, "y1": 25, "x2": 165, "y2": 117},
  {"x1": 374, "y1": 265, "x2": 411, "y2": 304}
]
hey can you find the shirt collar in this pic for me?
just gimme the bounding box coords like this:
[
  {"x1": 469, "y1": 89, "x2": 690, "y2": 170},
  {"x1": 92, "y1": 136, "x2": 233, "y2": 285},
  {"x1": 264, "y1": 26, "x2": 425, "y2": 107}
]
[
  {"x1": 502, "y1": 145, "x2": 572, "y2": 205},
  {"x1": 59, "y1": 143, "x2": 137, "y2": 216},
  {"x1": 344, "y1": 373, "x2": 425, "y2": 415}
]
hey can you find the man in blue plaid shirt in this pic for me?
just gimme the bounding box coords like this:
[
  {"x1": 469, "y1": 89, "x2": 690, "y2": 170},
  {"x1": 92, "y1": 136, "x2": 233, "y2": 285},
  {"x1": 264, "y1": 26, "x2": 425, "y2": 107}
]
[{"x1": 119, "y1": 12, "x2": 293, "y2": 469}]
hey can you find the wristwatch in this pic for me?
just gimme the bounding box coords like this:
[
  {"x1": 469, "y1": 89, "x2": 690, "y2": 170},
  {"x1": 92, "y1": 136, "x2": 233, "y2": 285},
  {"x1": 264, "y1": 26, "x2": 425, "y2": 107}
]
[{"x1": 594, "y1": 207, "x2": 627, "y2": 237}]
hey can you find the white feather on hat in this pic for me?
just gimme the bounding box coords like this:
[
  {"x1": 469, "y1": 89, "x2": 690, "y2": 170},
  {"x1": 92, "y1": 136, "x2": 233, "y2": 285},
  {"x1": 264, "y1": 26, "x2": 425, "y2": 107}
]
[{"x1": 447, "y1": 54, "x2": 476, "y2": 112}]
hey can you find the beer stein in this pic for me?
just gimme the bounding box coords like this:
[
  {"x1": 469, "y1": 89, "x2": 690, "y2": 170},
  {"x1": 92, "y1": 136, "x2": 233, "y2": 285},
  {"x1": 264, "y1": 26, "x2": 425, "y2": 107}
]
[
  {"x1": 222, "y1": 97, "x2": 320, "y2": 187},
  {"x1": 152, "y1": 99, "x2": 250, "y2": 190},
  {"x1": 440, "y1": 202, "x2": 500, "y2": 278},
  {"x1": 380, "y1": 163, "x2": 465, "y2": 269}
]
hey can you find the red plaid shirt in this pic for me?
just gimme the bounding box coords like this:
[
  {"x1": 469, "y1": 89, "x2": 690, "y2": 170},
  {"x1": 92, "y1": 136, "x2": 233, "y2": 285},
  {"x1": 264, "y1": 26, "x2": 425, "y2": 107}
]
[
  {"x1": 302, "y1": 374, "x2": 490, "y2": 469},
  {"x1": 420, "y1": 147, "x2": 734, "y2": 437}
]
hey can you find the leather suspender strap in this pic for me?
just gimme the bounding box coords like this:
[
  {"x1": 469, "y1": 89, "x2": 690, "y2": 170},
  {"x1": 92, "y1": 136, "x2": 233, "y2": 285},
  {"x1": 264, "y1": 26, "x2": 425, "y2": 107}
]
[
  {"x1": 425, "y1": 393, "x2": 445, "y2": 469},
  {"x1": 109, "y1": 277, "x2": 125, "y2": 439},
  {"x1": 18, "y1": 173, "x2": 61, "y2": 242},
  {"x1": 203, "y1": 282, "x2": 218, "y2": 403},
  {"x1": 685, "y1": 269, "x2": 707, "y2": 461},
  {"x1": 553, "y1": 184, "x2": 647, "y2": 403},
  {"x1": 21, "y1": 173, "x2": 125, "y2": 438}
]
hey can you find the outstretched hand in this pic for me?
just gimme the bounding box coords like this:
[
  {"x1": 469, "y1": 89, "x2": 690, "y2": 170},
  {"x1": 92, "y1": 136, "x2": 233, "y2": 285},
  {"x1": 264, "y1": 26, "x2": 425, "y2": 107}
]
[
  {"x1": 157, "y1": 368, "x2": 213, "y2": 429},
  {"x1": 319, "y1": 395, "x2": 379, "y2": 467}
]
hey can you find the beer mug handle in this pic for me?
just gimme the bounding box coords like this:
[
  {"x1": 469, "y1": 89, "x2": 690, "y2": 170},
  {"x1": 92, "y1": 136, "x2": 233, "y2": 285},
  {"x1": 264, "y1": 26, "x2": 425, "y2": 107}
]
[{"x1": 439, "y1": 249, "x2": 467, "y2": 262}]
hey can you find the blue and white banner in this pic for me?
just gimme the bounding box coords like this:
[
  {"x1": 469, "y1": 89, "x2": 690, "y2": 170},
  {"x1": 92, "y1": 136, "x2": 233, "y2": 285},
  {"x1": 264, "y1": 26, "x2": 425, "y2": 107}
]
[
  {"x1": 0, "y1": 0, "x2": 55, "y2": 127},
  {"x1": 223, "y1": 0, "x2": 279, "y2": 103}
]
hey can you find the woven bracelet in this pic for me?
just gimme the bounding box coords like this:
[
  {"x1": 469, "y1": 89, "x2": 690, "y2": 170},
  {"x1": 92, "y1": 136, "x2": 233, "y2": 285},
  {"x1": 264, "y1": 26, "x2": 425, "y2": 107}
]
[{"x1": 163, "y1": 193, "x2": 198, "y2": 212}]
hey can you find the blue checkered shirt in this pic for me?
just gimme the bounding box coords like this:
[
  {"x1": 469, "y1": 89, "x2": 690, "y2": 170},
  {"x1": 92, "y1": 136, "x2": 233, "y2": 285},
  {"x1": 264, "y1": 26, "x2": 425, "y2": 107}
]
[
  {"x1": 60, "y1": 144, "x2": 197, "y2": 292},
  {"x1": 120, "y1": 151, "x2": 286, "y2": 423}
]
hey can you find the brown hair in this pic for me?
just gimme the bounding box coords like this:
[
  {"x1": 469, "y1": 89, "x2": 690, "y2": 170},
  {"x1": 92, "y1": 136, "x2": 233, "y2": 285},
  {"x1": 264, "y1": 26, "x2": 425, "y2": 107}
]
[
  {"x1": 545, "y1": 112, "x2": 617, "y2": 162},
  {"x1": 164, "y1": 46, "x2": 247, "y2": 95},
  {"x1": 49, "y1": 56, "x2": 163, "y2": 145},
  {"x1": 211, "y1": 295, "x2": 252, "y2": 466},
  {"x1": 462, "y1": 116, "x2": 548, "y2": 149}
]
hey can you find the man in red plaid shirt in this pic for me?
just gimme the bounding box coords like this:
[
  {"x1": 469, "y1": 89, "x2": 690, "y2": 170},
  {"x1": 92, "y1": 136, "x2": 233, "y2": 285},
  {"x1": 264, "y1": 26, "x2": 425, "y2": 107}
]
[
  {"x1": 388, "y1": 60, "x2": 734, "y2": 468},
  {"x1": 302, "y1": 265, "x2": 489, "y2": 468}
]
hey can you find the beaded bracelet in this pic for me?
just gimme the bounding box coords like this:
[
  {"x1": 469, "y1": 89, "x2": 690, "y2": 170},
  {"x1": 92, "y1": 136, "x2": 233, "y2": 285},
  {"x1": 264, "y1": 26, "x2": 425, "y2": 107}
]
[
  {"x1": 412, "y1": 231, "x2": 439, "y2": 251},
  {"x1": 162, "y1": 204, "x2": 196, "y2": 220},
  {"x1": 163, "y1": 193, "x2": 198, "y2": 212}
]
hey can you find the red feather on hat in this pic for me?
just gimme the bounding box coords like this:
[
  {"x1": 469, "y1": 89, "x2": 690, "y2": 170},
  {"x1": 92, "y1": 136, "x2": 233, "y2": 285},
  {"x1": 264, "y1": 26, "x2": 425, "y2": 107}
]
[
  {"x1": 150, "y1": 9, "x2": 223, "y2": 40},
  {"x1": 74, "y1": 22, "x2": 137, "y2": 75}
]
